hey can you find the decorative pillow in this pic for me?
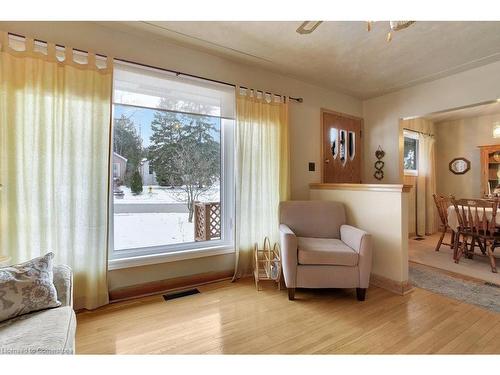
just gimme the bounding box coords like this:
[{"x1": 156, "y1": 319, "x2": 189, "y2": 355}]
[{"x1": 0, "y1": 253, "x2": 61, "y2": 323}]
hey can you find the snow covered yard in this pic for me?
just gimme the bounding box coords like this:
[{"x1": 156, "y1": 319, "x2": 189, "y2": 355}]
[
  {"x1": 117, "y1": 184, "x2": 220, "y2": 204},
  {"x1": 113, "y1": 184, "x2": 220, "y2": 250},
  {"x1": 114, "y1": 212, "x2": 195, "y2": 250}
]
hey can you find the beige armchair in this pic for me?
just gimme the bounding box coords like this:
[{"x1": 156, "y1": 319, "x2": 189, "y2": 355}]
[{"x1": 279, "y1": 201, "x2": 372, "y2": 301}]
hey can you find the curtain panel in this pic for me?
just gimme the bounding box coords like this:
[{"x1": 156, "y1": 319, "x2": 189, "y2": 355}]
[
  {"x1": 233, "y1": 89, "x2": 290, "y2": 278},
  {"x1": 0, "y1": 32, "x2": 113, "y2": 309},
  {"x1": 417, "y1": 133, "x2": 437, "y2": 236}
]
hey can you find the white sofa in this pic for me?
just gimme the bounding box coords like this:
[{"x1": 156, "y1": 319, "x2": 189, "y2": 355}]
[{"x1": 0, "y1": 265, "x2": 76, "y2": 355}]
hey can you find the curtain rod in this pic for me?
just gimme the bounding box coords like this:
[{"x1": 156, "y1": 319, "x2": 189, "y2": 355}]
[
  {"x1": 7, "y1": 32, "x2": 304, "y2": 103},
  {"x1": 403, "y1": 127, "x2": 434, "y2": 137}
]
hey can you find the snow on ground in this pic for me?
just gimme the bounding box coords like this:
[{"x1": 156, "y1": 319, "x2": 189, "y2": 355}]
[
  {"x1": 114, "y1": 212, "x2": 195, "y2": 250},
  {"x1": 113, "y1": 184, "x2": 220, "y2": 250},
  {"x1": 117, "y1": 184, "x2": 220, "y2": 204}
]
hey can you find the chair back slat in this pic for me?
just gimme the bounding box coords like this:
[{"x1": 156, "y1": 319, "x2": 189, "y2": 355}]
[
  {"x1": 433, "y1": 194, "x2": 451, "y2": 226},
  {"x1": 451, "y1": 197, "x2": 498, "y2": 237}
]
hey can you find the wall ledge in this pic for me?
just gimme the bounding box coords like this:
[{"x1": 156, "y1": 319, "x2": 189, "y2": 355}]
[{"x1": 309, "y1": 183, "x2": 412, "y2": 193}]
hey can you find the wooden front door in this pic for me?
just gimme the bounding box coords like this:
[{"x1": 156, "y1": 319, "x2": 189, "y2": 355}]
[{"x1": 322, "y1": 110, "x2": 363, "y2": 183}]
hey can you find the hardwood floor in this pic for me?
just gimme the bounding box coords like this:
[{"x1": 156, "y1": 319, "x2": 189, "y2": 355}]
[{"x1": 76, "y1": 278, "x2": 500, "y2": 354}]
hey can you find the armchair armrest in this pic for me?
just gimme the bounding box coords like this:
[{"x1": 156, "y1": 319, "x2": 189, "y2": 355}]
[
  {"x1": 340, "y1": 224, "x2": 373, "y2": 288},
  {"x1": 279, "y1": 224, "x2": 298, "y2": 288}
]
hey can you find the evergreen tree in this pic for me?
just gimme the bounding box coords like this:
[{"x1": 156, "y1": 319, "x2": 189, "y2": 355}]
[
  {"x1": 148, "y1": 110, "x2": 220, "y2": 222},
  {"x1": 113, "y1": 114, "x2": 143, "y2": 186},
  {"x1": 130, "y1": 170, "x2": 143, "y2": 195}
]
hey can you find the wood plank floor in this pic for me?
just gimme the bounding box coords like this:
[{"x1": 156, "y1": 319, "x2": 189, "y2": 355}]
[{"x1": 76, "y1": 278, "x2": 500, "y2": 354}]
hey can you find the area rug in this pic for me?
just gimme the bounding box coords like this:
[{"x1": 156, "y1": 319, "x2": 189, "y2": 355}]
[{"x1": 409, "y1": 263, "x2": 500, "y2": 313}]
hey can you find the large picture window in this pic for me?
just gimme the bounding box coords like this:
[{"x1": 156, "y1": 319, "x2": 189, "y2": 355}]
[{"x1": 109, "y1": 62, "x2": 235, "y2": 266}]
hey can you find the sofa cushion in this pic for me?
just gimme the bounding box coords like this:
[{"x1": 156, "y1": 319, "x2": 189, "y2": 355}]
[
  {"x1": 0, "y1": 253, "x2": 61, "y2": 323},
  {"x1": 0, "y1": 306, "x2": 76, "y2": 354},
  {"x1": 297, "y1": 237, "x2": 358, "y2": 266}
]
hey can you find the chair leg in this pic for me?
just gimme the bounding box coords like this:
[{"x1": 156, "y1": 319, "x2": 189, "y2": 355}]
[
  {"x1": 455, "y1": 235, "x2": 466, "y2": 264},
  {"x1": 435, "y1": 229, "x2": 446, "y2": 252},
  {"x1": 450, "y1": 230, "x2": 455, "y2": 249},
  {"x1": 487, "y1": 242, "x2": 498, "y2": 273},
  {"x1": 356, "y1": 288, "x2": 366, "y2": 301},
  {"x1": 453, "y1": 233, "x2": 460, "y2": 260},
  {"x1": 288, "y1": 288, "x2": 295, "y2": 301}
]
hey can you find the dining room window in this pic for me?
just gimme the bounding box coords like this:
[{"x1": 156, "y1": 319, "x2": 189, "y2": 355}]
[{"x1": 403, "y1": 129, "x2": 419, "y2": 176}]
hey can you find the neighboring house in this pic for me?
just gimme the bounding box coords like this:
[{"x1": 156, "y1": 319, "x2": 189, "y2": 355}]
[
  {"x1": 113, "y1": 152, "x2": 128, "y2": 181},
  {"x1": 140, "y1": 158, "x2": 158, "y2": 185}
]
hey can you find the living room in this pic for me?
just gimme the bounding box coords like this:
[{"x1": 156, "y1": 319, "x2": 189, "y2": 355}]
[{"x1": 1, "y1": 0, "x2": 500, "y2": 372}]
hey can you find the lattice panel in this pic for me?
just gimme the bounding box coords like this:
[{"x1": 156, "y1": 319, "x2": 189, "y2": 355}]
[{"x1": 194, "y1": 202, "x2": 221, "y2": 241}]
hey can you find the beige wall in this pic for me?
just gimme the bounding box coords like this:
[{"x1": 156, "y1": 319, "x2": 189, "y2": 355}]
[
  {"x1": 310, "y1": 187, "x2": 409, "y2": 286},
  {"x1": 362, "y1": 60, "x2": 500, "y2": 184},
  {"x1": 435, "y1": 113, "x2": 500, "y2": 198},
  {"x1": 0, "y1": 21, "x2": 362, "y2": 290}
]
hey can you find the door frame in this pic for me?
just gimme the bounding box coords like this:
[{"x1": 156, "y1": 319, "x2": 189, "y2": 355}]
[{"x1": 320, "y1": 108, "x2": 364, "y2": 183}]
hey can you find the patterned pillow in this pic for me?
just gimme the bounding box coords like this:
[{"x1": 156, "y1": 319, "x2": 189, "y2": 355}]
[{"x1": 0, "y1": 253, "x2": 61, "y2": 323}]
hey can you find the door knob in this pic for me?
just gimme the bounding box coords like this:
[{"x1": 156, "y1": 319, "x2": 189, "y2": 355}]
[{"x1": 324, "y1": 159, "x2": 330, "y2": 164}]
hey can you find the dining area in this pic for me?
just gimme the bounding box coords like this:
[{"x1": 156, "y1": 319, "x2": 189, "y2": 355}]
[{"x1": 434, "y1": 194, "x2": 499, "y2": 274}]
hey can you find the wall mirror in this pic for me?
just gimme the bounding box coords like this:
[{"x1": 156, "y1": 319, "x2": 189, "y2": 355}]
[{"x1": 449, "y1": 157, "x2": 471, "y2": 175}]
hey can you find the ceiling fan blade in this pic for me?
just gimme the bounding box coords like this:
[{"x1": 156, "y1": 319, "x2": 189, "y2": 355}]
[{"x1": 296, "y1": 21, "x2": 323, "y2": 35}]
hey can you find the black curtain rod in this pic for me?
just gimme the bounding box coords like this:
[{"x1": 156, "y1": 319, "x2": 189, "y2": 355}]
[{"x1": 7, "y1": 32, "x2": 304, "y2": 103}]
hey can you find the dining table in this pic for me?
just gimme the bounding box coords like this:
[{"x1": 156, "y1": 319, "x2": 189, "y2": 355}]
[{"x1": 447, "y1": 205, "x2": 500, "y2": 232}]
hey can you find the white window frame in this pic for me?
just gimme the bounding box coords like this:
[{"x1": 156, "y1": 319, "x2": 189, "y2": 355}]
[
  {"x1": 108, "y1": 69, "x2": 235, "y2": 270},
  {"x1": 403, "y1": 129, "x2": 419, "y2": 176}
]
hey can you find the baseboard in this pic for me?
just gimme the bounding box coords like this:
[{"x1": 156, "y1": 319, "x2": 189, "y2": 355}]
[
  {"x1": 109, "y1": 270, "x2": 234, "y2": 302},
  {"x1": 370, "y1": 273, "x2": 413, "y2": 295}
]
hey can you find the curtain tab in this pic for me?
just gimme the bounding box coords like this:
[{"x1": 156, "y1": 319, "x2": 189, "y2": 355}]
[
  {"x1": 47, "y1": 42, "x2": 56, "y2": 62},
  {"x1": 65, "y1": 46, "x2": 74, "y2": 65},
  {"x1": 88, "y1": 52, "x2": 96, "y2": 69},
  {"x1": 25, "y1": 38, "x2": 35, "y2": 53},
  {"x1": 105, "y1": 56, "x2": 113, "y2": 72},
  {"x1": 0, "y1": 31, "x2": 8, "y2": 52}
]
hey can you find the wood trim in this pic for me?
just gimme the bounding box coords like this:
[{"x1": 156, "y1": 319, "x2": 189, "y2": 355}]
[
  {"x1": 370, "y1": 273, "x2": 414, "y2": 295},
  {"x1": 108, "y1": 270, "x2": 234, "y2": 302},
  {"x1": 310, "y1": 183, "x2": 412, "y2": 193},
  {"x1": 320, "y1": 108, "x2": 364, "y2": 183},
  {"x1": 320, "y1": 108, "x2": 364, "y2": 121},
  {"x1": 398, "y1": 119, "x2": 405, "y2": 183}
]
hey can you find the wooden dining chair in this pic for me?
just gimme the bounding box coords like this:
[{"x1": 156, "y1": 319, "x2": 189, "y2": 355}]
[
  {"x1": 451, "y1": 197, "x2": 498, "y2": 273},
  {"x1": 432, "y1": 194, "x2": 454, "y2": 252}
]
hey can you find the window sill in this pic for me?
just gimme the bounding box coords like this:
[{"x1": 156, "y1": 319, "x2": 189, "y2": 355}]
[
  {"x1": 108, "y1": 245, "x2": 235, "y2": 270},
  {"x1": 404, "y1": 170, "x2": 418, "y2": 177}
]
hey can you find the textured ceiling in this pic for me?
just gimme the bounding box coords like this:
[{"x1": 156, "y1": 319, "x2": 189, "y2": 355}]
[{"x1": 103, "y1": 21, "x2": 500, "y2": 99}]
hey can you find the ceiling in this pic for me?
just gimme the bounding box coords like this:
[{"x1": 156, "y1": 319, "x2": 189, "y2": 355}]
[
  {"x1": 423, "y1": 100, "x2": 500, "y2": 123},
  {"x1": 102, "y1": 21, "x2": 500, "y2": 99}
]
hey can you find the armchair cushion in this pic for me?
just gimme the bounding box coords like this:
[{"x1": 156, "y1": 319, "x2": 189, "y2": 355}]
[{"x1": 297, "y1": 237, "x2": 358, "y2": 266}]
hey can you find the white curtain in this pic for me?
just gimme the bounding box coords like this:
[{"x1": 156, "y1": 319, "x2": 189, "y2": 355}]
[
  {"x1": 416, "y1": 133, "x2": 437, "y2": 236},
  {"x1": 0, "y1": 32, "x2": 113, "y2": 310},
  {"x1": 233, "y1": 88, "x2": 290, "y2": 278}
]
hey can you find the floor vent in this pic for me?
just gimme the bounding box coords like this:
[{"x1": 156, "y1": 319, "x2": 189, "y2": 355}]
[
  {"x1": 163, "y1": 288, "x2": 200, "y2": 301},
  {"x1": 413, "y1": 237, "x2": 425, "y2": 241},
  {"x1": 484, "y1": 282, "x2": 500, "y2": 288}
]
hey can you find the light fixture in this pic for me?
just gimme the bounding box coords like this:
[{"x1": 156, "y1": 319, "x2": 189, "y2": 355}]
[
  {"x1": 366, "y1": 21, "x2": 416, "y2": 42},
  {"x1": 493, "y1": 122, "x2": 500, "y2": 138}
]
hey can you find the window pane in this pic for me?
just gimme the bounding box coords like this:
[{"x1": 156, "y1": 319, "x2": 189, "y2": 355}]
[
  {"x1": 404, "y1": 137, "x2": 418, "y2": 170},
  {"x1": 112, "y1": 105, "x2": 221, "y2": 251}
]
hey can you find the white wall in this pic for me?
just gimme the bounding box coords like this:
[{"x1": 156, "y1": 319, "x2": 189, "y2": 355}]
[
  {"x1": 310, "y1": 186, "x2": 409, "y2": 288},
  {"x1": 0, "y1": 21, "x2": 362, "y2": 290},
  {"x1": 363, "y1": 60, "x2": 500, "y2": 184},
  {"x1": 435, "y1": 113, "x2": 500, "y2": 198}
]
